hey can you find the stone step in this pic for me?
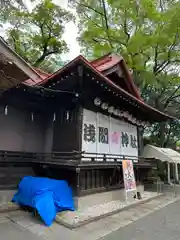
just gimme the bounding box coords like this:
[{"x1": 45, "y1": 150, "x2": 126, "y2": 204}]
[{"x1": 0, "y1": 202, "x2": 20, "y2": 213}]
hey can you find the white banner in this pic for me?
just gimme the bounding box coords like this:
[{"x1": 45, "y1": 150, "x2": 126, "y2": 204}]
[{"x1": 82, "y1": 109, "x2": 138, "y2": 160}]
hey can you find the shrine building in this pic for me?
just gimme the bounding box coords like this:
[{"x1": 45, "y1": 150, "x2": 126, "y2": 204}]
[{"x1": 0, "y1": 53, "x2": 173, "y2": 205}]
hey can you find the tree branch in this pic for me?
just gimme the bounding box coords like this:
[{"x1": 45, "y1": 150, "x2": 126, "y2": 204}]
[
  {"x1": 155, "y1": 31, "x2": 179, "y2": 74},
  {"x1": 34, "y1": 50, "x2": 58, "y2": 66},
  {"x1": 170, "y1": 93, "x2": 180, "y2": 101},
  {"x1": 144, "y1": 55, "x2": 151, "y2": 68},
  {"x1": 159, "y1": 0, "x2": 164, "y2": 12},
  {"x1": 83, "y1": 12, "x2": 102, "y2": 29},
  {"x1": 76, "y1": 1, "x2": 104, "y2": 16},
  {"x1": 153, "y1": 44, "x2": 159, "y2": 73},
  {"x1": 77, "y1": 0, "x2": 114, "y2": 49},
  {"x1": 34, "y1": 21, "x2": 57, "y2": 66},
  {"x1": 123, "y1": 9, "x2": 130, "y2": 41},
  {"x1": 100, "y1": 0, "x2": 113, "y2": 49},
  {"x1": 164, "y1": 85, "x2": 180, "y2": 109},
  {"x1": 101, "y1": 0, "x2": 109, "y2": 30}
]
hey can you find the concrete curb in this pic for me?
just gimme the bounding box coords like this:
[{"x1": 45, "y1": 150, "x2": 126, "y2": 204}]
[
  {"x1": 0, "y1": 204, "x2": 20, "y2": 214},
  {"x1": 56, "y1": 193, "x2": 164, "y2": 229}
]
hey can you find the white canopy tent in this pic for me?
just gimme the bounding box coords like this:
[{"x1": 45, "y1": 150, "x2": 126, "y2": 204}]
[
  {"x1": 142, "y1": 144, "x2": 180, "y2": 183},
  {"x1": 142, "y1": 144, "x2": 180, "y2": 164}
]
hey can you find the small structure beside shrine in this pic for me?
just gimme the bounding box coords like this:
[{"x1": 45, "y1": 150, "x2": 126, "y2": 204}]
[
  {"x1": 0, "y1": 37, "x2": 43, "y2": 90},
  {"x1": 143, "y1": 144, "x2": 180, "y2": 184},
  {"x1": 0, "y1": 53, "x2": 174, "y2": 208}
]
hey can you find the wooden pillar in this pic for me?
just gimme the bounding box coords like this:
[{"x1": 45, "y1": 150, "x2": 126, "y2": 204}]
[
  {"x1": 92, "y1": 170, "x2": 95, "y2": 189},
  {"x1": 95, "y1": 170, "x2": 100, "y2": 188},
  {"x1": 86, "y1": 171, "x2": 91, "y2": 189},
  {"x1": 80, "y1": 170, "x2": 85, "y2": 191},
  {"x1": 137, "y1": 127, "x2": 144, "y2": 156},
  {"x1": 100, "y1": 170, "x2": 104, "y2": 188},
  {"x1": 74, "y1": 167, "x2": 80, "y2": 209}
]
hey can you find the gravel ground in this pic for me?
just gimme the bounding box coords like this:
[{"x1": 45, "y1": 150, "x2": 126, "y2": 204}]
[{"x1": 102, "y1": 199, "x2": 180, "y2": 240}]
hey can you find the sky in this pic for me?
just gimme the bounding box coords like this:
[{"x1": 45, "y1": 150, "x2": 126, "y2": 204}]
[
  {"x1": 53, "y1": 0, "x2": 80, "y2": 60},
  {"x1": 59, "y1": 0, "x2": 81, "y2": 60}
]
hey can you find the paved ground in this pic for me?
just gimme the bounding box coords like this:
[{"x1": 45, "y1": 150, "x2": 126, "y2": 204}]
[
  {"x1": 0, "y1": 220, "x2": 42, "y2": 240},
  {"x1": 0, "y1": 195, "x2": 179, "y2": 240},
  {"x1": 102, "y1": 199, "x2": 180, "y2": 240}
]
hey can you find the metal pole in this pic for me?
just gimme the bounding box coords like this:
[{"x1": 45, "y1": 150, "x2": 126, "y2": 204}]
[
  {"x1": 159, "y1": 180, "x2": 161, "y2": 194},
  {"x1": 173, "y1": 163, "x2": 177, "y2": 198}
]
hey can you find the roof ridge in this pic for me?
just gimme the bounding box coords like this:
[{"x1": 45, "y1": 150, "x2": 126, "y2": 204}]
[{"x1": 91, "y1": 52, "x2": 111, "y2": 63}]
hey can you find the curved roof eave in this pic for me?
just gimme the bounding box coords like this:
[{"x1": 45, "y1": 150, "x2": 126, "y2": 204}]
[{"x1": 32, "y1": 55, "x2": 175, "y2": 121}]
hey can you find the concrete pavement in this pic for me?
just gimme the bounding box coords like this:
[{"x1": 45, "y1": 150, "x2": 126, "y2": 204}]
[
  {"x1": 102, "y1": 198, "x2": 180, "y2": 240},
  {"x1": 0, "y1": 194, "x2": 180, "y2": 240},
  {"x1": 73, "y1": 194, "x2": 179, "y2": 239},
  {"x1": 0, "y1": 220, "x2": 43, "y2": 240}
]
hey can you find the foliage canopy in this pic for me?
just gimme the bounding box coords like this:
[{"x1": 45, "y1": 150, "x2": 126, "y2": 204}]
[
  {"x1": 70, "y1": 0, "x2": 180, "y2": 147},
  {"x1": 1, "y1": 0, "x2": 73, "y2": 72}
]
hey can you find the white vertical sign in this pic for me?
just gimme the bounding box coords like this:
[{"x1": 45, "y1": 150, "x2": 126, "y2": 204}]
[
  {"x1": 97, "y1": 113, "x2": 109, "y2": 154},
  {"x1": 82, "y1": 109, "x2": 97, "y2": 154},
  {"x1": 121, "y1": 123, "x2": 138, "y2": 157}
]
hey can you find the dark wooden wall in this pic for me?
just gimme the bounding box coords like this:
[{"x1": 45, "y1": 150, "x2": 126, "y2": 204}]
[
  {"x1": 43, "y1": 114, "x2": 54, "y2": 153},
  {"x1": 0, "y1": 105, "x2": 45, "y2": 152},
  {"x1": 52, "y1": 107, "x2": 82, "y2": 152},
  {"x1": 79, "y1": 167, "x2": 124, "y2": 195},
  {"x1": 0, "y1": 164, "x2": 35, "y2": 189}
]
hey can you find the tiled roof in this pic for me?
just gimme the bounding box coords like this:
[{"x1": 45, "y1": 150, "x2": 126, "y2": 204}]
[
  {"x1": 23, "y1": 68, "x2": 51, "y2": 86},
  {"x1": 91, "y1": 53, "x2": 123, "y2": 72},
  {"x1": 91, "y1": 53, "x2": 142, "y2": 100}
]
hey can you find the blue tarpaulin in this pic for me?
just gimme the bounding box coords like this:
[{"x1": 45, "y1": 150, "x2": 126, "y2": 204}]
[{"x1": 12, "y1": 176, "x2": 75, "y2": 226}]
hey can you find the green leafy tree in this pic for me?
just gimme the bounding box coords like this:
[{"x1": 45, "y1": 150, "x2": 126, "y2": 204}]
[
  {"x1": 0, "y1": 0, "x2": 32, "y2": 22},
  {"x1": 0, "y1": 0, "x2": 24, "y2": 8},
  {"x1": 70, "y1": 0, "x2": 180, "y2": 147},
  {"x1": 2, "y1": 0, "x2": 73, "y2": 72}
]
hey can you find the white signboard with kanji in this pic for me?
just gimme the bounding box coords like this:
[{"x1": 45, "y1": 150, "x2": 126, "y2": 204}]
[
  {"x1": 82, "y1": 108, "x2": 97, "y2": 154},
  {"x1": 121, "y1": 122, "x2": 138, "y2": 158},
  {"x1": 82, "y1": 109, "x2": 138, "y2": 161}
]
